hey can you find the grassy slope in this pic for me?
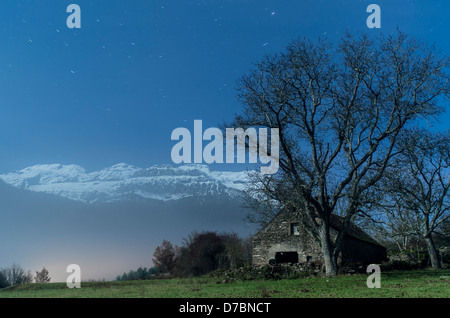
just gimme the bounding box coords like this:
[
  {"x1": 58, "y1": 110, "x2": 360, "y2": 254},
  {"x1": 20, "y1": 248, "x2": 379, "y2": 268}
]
[{"x1": 0, "y1": 269, "x2": 449, "y2": 298}]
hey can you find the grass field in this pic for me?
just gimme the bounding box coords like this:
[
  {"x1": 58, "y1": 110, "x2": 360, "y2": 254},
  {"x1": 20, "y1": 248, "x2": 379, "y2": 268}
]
[{"x1": 0, "y1": 269, "x2": 449, "y2": 298}]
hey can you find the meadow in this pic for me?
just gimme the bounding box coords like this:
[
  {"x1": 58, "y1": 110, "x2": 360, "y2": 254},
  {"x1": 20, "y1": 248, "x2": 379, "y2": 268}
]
[{"x1": 0, "y1": 269, "x2": 448, "y2": 298}]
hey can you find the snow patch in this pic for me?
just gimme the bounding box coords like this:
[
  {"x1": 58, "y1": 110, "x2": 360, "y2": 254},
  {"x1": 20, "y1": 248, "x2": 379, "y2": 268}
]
[{"x1": 0, "y1": 163, "x2": 250, "y2": 204}]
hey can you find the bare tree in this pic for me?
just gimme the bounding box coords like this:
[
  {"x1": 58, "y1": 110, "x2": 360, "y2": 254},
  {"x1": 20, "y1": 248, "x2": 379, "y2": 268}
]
[
  {"x1": 381, "y1": 129, "x2": 450, "y2": 268},
  {"x1": 152, "y1": 240, "x2": 177, "y2": 274},
  {"x1": 374, "y1": 205, "x2": 421, "y2": 253},
  {"x1": 35, "y1": 267, "x2": 51, "y2": 283},
  {"x1": 233, "y1": 31, "x2": 449, "y2": 276},
  {"x1": 2, "y1": 264, "x2": 32, "y2": 285}
]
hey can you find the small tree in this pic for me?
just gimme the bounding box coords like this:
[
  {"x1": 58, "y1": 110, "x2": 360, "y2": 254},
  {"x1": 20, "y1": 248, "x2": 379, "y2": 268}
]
[
  {"x1": 153, "y1": 240, "x2": 177, "y2": 274},
  {"x1": 35, "y1": 267, "x2": 51, "y2": 283},
  {"x1": 136, "y1": 267, "x2": 149, "y2": 280}
]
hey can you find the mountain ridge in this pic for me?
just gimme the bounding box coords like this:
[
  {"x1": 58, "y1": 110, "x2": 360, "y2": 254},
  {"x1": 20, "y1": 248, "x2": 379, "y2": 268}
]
[{"x1": 0, "y1": 163, "x2": 250, "y2": 204}]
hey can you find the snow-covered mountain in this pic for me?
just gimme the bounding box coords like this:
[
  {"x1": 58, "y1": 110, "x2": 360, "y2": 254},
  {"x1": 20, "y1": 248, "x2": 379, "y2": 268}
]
[{"x1": 0, "y1": 163, "x2": 250, "y2": 204}]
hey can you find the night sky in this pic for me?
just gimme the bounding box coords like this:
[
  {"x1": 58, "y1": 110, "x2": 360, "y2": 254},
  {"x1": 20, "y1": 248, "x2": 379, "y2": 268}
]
[
  {"x1": 0, "y1": 1, "x2": 449, "y2": 281},
  {"x1": 0, "y1": 0, "x2": 448, "y2": 173}
]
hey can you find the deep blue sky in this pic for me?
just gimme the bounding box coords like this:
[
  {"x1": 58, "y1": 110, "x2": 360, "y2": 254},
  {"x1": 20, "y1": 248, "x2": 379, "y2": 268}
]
[{"x1": 0, "y1": 0, "x2": 449, "y2": 174}]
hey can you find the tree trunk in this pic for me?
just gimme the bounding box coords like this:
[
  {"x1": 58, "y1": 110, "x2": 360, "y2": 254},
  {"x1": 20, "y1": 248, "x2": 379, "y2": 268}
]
[
  {"x1": 424, "y1": 235, "x2": 441, "y2": 268},
  {"x1": 319, "y1": 223, "x2": 338, "y2": 276}
]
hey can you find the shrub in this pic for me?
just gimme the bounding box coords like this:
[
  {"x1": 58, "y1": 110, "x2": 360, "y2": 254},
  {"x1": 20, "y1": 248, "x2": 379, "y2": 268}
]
[
  {"x1": 380, "y1": 259, "x2": 422, "y2": 271},
  {"x1": 174, "y1": 231, "x2": 251, "y2": 277},
  {"x1": 212, "y1": 263, "x2": 315, "y2": 281}
]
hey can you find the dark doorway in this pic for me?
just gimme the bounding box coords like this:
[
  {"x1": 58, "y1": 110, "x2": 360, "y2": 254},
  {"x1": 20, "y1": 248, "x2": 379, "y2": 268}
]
[{"x1": 275, "y1": 252, "x2": 299, "y2": 264}]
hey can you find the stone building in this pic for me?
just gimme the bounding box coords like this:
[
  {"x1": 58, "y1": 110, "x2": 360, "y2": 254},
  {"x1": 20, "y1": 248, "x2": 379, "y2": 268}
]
[{"x1": 252, "y1": 208, "x2": 387, "y2": 268}]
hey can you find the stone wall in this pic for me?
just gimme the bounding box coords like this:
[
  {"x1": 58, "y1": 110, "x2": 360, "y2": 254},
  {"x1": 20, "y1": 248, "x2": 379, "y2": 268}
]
[
  {"x1": 252, "y1": 209, "x2": 322, "y2": 267},
  {"x1": 253, "y1": 209, "x2": 387, "y2": 267}
]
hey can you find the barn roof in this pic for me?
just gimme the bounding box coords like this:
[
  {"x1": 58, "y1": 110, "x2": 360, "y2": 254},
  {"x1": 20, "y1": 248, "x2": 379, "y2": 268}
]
[{"x1": 329, "y1": 214, "x2": 381, "y2": 246}]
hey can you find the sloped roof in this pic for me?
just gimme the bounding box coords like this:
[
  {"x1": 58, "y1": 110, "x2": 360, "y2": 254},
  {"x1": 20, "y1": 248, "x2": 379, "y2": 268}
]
[{"x1": 329, "y1": 214, "x2": 381, "y2": 246}]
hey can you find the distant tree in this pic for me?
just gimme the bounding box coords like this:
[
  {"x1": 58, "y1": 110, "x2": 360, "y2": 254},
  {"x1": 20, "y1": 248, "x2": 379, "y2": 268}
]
[
  {"x1": 136, "y1": 267, "x2": 149, "y2": 280},
  {"x1": 115, "y1": 266, "x2": 160, "y2": 281},
  {"x1": 189, "y1": 232, "x2": 225, "y2": 276},
  {"x1": 3, "y1": 264, "x2": 32, "y2": 285},
  {"x1": 219, "y1": 233, "x2": 252, "y2": 269},
  {"x1": 153, "y1": 240, "x2": 177, "y2": 274},
  {"x1": 35, "y1": 267, "x2": 51, "y2": 283},
  {"x1": 128, "y1": 270, "x2": 137, "y2": 280},
  {"x1": 0, "y1": 271, "x2": 9, "y2": 288},
  {"x1": 148, "y1": 267, "x2": 160, "y2": 276},
  {"x1": 168, "y1": 231, "x2": 253, "y2": 277},
  {"x1": 174, "y1": 231, "x2": 230, "y2": 277}
]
